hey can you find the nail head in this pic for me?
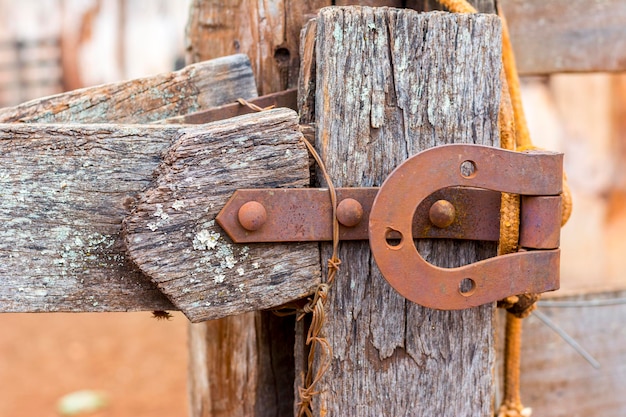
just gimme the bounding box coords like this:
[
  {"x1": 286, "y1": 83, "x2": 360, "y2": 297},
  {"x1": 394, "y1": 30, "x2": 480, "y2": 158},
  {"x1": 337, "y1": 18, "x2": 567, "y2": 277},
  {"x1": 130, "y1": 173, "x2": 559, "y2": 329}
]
[
  {"x1": 336, "y1": 198, "x2": 363, "y2": 227},
  {"x1": 429, "y1": 200, "x2": 456, "y2": 229},
  {"x1": 238, "y1": 201, "x2": 267, "y2": 231}
]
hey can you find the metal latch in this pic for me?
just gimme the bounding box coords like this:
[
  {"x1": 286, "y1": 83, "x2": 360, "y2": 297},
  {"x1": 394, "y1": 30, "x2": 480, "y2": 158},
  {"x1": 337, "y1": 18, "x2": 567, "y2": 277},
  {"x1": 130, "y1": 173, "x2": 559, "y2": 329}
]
[{"x1": 217, "y1": 144, "x2": 563, "y2": 310}]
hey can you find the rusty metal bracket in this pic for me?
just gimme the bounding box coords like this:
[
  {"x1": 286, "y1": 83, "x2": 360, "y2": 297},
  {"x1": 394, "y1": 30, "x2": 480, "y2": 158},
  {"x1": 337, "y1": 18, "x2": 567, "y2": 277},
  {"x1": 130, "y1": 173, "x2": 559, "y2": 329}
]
[
  {"x1": 216, "y1": 187, "x2": 502, "y2": 243},
  {"x1": 217, "y1": 144, "x2": 564, "y2": 310},
  {"x1": 369, "y1": 144, "x2": 562, "y2": 310},
  {"x1": 166, "y1": 89, "x2": 297, "y2": 124}
]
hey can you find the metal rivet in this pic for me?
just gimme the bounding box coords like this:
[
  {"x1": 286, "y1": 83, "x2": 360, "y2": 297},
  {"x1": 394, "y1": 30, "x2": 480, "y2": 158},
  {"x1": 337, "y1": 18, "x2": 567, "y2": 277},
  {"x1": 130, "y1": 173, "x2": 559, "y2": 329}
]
[
  {"x1": 238, "y1": 201, "x2": 267, "y2": 231},
  {"x1": 336, "y1": 198, "x2": 363, "y2": 227},
  {"x1": 429, "y1": 200, "x2": 456, "y2": 229}
]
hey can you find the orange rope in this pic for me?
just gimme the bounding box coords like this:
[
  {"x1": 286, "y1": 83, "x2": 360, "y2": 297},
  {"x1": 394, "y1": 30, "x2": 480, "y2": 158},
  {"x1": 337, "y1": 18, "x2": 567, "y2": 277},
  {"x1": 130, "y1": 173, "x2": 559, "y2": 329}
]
[
  {"x1": 498, "y1": 10, "x2": 572, "y2": 226},
  {"x1": 436, "y1": 0, "x2": 476, "y2": 13},
  {"x1": 499, "y1": 10, "x2": 532, "y2": 151}
]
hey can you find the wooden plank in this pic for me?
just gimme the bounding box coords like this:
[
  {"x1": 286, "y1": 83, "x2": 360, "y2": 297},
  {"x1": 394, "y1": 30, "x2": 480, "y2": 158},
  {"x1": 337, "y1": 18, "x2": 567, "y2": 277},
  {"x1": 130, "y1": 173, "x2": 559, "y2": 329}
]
[
  {"x1": 185, "y1": 0, "x2": 330, "y2": 95},
  {"x1": 299, "y1": 8, "x2": 500, "y2": 415},
  {"x1": 512, "y1": 292, "x2": 626, "y2": 416},
  {"x1": 499, "y1": 0, "x2": 626, "y2": 74},
  {"x1": 0, "y1": 123, "x2": 180, "y2": 312},
  {"x1": 0, "y1": 54, "x2": 259, "y2": 314},
  {"x1": 0, "y1": 113, "x2": 318, "y2": 315},
  {"x1": 298, "y1": 19, "x2": 318, "y2": 125},
  {"x1": 0, "y1": 54, "x2": 257, "y2": 123},
  {"x1": 124, "y1": 108, "x2": 319, "y2": 322}
]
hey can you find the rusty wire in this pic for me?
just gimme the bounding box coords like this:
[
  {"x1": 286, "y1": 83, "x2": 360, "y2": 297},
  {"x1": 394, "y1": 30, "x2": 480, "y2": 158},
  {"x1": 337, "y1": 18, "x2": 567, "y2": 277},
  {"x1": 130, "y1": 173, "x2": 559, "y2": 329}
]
[{"x1": 296, "y1": 136, "x2": 341, "y2": 417}]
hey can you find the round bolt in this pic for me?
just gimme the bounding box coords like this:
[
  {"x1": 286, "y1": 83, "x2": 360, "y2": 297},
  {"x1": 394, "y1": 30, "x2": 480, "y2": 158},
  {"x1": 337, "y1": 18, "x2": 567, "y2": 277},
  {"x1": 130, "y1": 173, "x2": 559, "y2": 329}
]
[
  {"x1": 429, "y1": 200, "x2": 456, "y2": 229},
  {"x1": 238, "y1": 201, "x2": 267, "y2": 231},
  {"x1": 336, "y1": 198, "x2": 364, "y2": 227}
]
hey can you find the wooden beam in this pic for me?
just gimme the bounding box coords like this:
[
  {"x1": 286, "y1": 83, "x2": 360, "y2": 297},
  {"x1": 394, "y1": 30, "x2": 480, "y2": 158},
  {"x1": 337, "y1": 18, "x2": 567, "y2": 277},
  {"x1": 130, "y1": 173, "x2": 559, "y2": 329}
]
[
  {"x1": 298, "y1": 8, "x2": 499, "y2": 415},
  {"x1": 0, "y1": 110, "x2": 317, "y2": 315},
  {"x1": 0, "y1": 54, "x2": 259, "y2": 314},
  {"x1": 499, "y1": 0, "x2": 626, "y2": 74},
  {"x1": 159, "y1": 88, "x2": 298, "y2": 125},
  {"x1": 0, "y1": 123, "x2": 180, "y2": 311},
  {"x1": 0, "y1": 54, "x2": 257, "y2": 123}
]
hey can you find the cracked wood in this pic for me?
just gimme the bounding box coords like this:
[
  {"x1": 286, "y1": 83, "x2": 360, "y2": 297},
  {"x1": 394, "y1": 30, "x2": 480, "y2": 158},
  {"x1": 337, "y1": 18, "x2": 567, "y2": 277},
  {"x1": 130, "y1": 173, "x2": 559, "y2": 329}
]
[
  {"x1": 0, "y1": 54, "x2": 266, "y2": 312},
  {"x1": 123, "y1": 108, "x2": 320, "y2": 322},
  {"x1": 0, "y1": 111, "x2": 319, "y2": 315},
  {"x1": 185, "y1": 2, "x2": 329, "y2": 417},
  {"x1": 298, "y1": 8, "x2": 499, "y2": 416},
  {"x1": 0, "y1": 54, "x2": 257, "y2": 123}
]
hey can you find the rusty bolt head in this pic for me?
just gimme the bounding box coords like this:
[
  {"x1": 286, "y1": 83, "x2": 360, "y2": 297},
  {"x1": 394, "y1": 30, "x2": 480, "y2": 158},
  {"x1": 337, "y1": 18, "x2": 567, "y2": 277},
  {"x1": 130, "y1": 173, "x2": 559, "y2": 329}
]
[
  {"x1": 429, "y1": 200, "x2": 456, "y2": 229},
  {"x1": 336, "y1": 198, "x2": 364, "y2": 227},
  {"x1": 238, "y1": 201, "x2": 267, "y2": 231}
]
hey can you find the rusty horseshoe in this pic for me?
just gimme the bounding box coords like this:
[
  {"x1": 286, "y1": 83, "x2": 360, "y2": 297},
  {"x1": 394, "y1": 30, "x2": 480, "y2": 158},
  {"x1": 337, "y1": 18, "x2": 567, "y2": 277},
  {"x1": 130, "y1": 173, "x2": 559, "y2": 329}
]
[{"x1": 368, "y1": 144, "x2": 563, "y2": 310}]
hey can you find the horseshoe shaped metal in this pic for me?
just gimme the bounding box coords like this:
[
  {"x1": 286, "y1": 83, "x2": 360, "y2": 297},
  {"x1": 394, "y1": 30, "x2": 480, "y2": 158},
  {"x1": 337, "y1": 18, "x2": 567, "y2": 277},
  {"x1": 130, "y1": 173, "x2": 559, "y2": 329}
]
[{"x1": 368, "y1": 144, "x2": 563, "y2": 310}]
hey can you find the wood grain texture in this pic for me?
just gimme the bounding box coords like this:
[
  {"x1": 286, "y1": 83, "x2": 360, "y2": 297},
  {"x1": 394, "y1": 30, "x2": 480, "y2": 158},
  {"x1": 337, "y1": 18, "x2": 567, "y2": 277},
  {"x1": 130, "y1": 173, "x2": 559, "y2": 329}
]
[
  {"x1": 185, "y1": 0, "x2": 329, "y2": 95},
  {"x1": 188, "y1": 311, "x2": 296, "y2": 417},
  {"x1": 188, "y1": 315, "x2": 259, "y2": 417},
  {"x1": 298, "y1": 18, "x2": 317, "y2": 125},
  {"x1": 303, "y1": 8, "x2": 500, "y2": 416},
  {"x1": 0, "y1": 54, "x2": 257, "y2": 123},
  {"x1": 0, "y1": 113, "x2": 319, "y2": 316},
  {"x1": 0, "y1": 55, "x2": 259, "y2": 313},
  {"x1": 516, "y1": 292, "x2": 626, "y2": 416},
  {"x1": 124, "y1": 108, "x2": 319, "y2": 322},
  {"x1": 499, "y1": 0, "x2": 626, "y2": 74},
  {"x1": 0, "y1": 123, "x2": 186, "y2": 312}
]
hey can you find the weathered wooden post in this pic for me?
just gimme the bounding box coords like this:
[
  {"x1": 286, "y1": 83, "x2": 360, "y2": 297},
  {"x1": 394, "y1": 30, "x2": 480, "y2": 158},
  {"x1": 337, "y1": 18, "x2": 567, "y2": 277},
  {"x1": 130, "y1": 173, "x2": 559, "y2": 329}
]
[
  {"x1": 0, "y1": 56, "x2": 260, "y2": 312},
  {"x1": 4, "y1": 1, "x2": 626, "y2": 415},
  {"x1": 296, "y1": 7, "x2": 501, "y2": 416}
]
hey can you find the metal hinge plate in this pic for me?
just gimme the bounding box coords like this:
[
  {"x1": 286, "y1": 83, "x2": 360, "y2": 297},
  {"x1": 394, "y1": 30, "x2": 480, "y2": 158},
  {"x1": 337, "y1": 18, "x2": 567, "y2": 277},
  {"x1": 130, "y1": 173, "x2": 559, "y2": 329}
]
[{"x1": 217, "y1": 144, "x2": 563, "y2": 310}]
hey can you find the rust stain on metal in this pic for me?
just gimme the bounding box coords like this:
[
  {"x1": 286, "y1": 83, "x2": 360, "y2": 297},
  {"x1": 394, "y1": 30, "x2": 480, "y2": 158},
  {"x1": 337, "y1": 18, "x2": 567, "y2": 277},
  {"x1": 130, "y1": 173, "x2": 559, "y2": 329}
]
[
  {"x1": 216, "y1": 144, "x2": 564, "y2": 311},
  {"x1": 237, "y1": 201, "x2": 267, "y2": 231},
  {"x1": 216, "y1": 187, "x2": 502, "y2": 243},
  {"x1": 428, "y1": 200, "x2": 456, "y2": 229},
  {"x1": 368, "y1": 144, "x2": 563, "y2": 310},
  {"x1": 519, "y1": 195, "x2": 561, "y2": 249},
  {"x1": 336, "y1": 198, "x2": 364, "y2": 227},
  {"x1": 170, "y1": 89, "x2": 297, "y2": 124}
]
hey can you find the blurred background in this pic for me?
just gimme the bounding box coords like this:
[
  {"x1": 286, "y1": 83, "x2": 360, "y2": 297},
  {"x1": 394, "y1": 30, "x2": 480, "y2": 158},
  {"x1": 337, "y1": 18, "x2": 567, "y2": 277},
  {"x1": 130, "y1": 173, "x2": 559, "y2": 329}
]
[
  {"x1": 0, "y1": 0, "x2": 189, "y2": 106},
  {"x1": 0, "y1": 1, "x2": 190, "y2": 416},
  {"x1": 1, "y1": 0, "x2": 625, "y2": 416}
]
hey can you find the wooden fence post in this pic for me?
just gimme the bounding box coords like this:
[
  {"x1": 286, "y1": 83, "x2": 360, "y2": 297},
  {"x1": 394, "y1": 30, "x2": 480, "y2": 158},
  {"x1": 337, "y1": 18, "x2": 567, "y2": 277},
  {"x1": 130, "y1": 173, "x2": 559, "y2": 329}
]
[{"x1": 297, "y1": 7, "x2": 501, "y2": 415}]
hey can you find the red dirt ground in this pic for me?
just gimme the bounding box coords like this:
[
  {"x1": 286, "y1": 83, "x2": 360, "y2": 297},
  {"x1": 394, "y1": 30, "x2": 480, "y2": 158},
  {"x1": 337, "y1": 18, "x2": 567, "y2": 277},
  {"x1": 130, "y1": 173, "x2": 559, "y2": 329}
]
[{"x1": 0, "y1": 312, "x2": 188, "y2": 417}]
